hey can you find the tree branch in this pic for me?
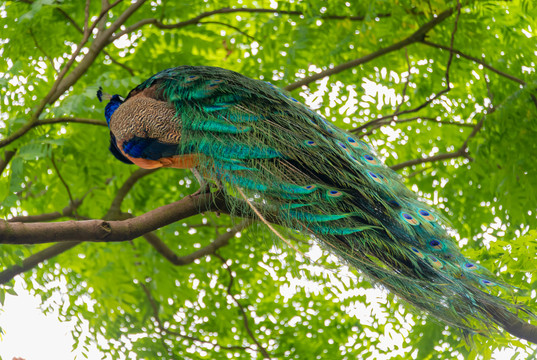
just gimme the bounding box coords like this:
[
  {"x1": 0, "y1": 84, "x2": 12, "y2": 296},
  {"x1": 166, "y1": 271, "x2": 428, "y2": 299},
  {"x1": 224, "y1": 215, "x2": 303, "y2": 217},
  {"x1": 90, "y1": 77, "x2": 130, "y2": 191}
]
[
  {"x1": 0, "y1": 167, "x2": 158, "y2": 286},
  {"x1": 0, "y1": 242, "x2": 80, "y2": 285},
  {"x1": 0, "y1": 192, "x2": 228, "y2": 245},
  {"x1": 140, "y1": 282, "x2": 254, "y2": 353},
  {"x1": 110, "y1": 8, "x2": 391, "y2": 42},
  {"x1": 8, "y1": 199, "x2": 83, "y2": 223},
  {"x1": 359, "y1": 116, "x2": 475, "y2": 138},
  {"x1": 29, "y1": 28, "x2": 57, "y2": 73},
  {"x1": 215, "y1": 253, "x2": 271, "y2": 359},
  {"x1": 0, "y1": 0, "x2": 141, "y2": 149},
  {"x1": 420, "y1": 39, "x2": 537, "y2": 110},
  {"x1": 0, "y1": 150, "x2": 17, "y2": 175},
  {"x1": 145, "y1": 220, "x2": 253, "y2": 265},
  {"x1": 198, "y1": 21, "x2": 255, "y2": 40},
  {"x1": 36, "y1": 118, "x2": 108, "y2": 127},
  {"x1": 284, "y1": 8, "x2": 455, "y2": 91},
  {"x1": 105, "y1": 168, "x2": 158, "y2": 219},
  {"x1": 353, "y1": 2, "x2": 461, "y2": 134},
  {"x1": 51, "y1": 153, "x2": 77, "y2": 219}
]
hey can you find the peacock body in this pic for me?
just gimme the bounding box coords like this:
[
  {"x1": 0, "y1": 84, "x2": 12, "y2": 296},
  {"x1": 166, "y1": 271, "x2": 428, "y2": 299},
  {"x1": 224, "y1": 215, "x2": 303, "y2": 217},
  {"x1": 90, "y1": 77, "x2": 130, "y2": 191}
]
[{"x1": 101, "y1": 65, "x2": 527, "y2": 338}]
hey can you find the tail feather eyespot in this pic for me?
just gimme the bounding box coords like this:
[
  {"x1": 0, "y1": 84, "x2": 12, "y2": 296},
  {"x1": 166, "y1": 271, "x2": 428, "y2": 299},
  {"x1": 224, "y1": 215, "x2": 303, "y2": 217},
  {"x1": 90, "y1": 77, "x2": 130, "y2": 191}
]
[
  {"x1": 411, "y1": 247, "x2": 425, "y2": 259},
  {"x1": 327, "y1": 190, "x2": 343, "y2": 198},
  {"x1": 428, "y1": 256, "x2": 444, "y2": 269},
  {"x1": 401, "y1": 212, "x2": 419, "y2": 225},
  {"x1": 429, "y1": 240, "x2": 444, "y2": 250},
  {"x1": 367, "y1": 171, "x2": 383, "y2": 184},
  {"x1": 464, "y1": 262, "x2": 478, "y2": 270},
  {"x1": 419, "y1": 209, "x2": 435, "y2": 221},
  {"x1": 363, "y1": 154, "x2": 378, "y2": 165}
]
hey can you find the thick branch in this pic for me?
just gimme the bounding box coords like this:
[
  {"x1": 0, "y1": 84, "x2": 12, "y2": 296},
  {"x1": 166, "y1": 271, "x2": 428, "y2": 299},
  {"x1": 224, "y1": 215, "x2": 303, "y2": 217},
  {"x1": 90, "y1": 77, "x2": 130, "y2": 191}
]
[
  {"x1": 0, "y1": 167, "x2": 159, "y2": 285},
  {"x1": 284, "y1": 8, "x2": 454, "y2": 91},
  {"x1": 145, "y1": 220, "x2": 253, "y2": 265},
  {"x1": 485, "y1": 302, "x2": 537, "y2": 344},
  {"x1": 0, "y1": 192, "x2": 228, "y2": 245}
]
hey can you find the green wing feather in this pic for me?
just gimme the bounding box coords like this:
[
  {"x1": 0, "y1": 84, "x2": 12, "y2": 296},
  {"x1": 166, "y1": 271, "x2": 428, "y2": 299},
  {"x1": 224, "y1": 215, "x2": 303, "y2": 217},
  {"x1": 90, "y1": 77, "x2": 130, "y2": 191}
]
[{"x1": 125, "y1": 66, "x2": 528, "y2": 335}]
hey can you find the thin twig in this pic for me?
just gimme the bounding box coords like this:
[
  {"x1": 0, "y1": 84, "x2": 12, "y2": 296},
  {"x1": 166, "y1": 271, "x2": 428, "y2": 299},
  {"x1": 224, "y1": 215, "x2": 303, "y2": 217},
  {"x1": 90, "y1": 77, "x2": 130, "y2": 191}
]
[
  {"x1": 353, "y1": 3, "x2": 461, "y2": 134},
  {"x1": 51, "y1": 153, "x2": 78, "y2": 219},
  {"x1": 214, "y1": 253, "x2": 271, "y2": 359},
  {"x1": 145, "y1": 220, "x2": 253, "y2": 265},
  {"x1": 284, "y1": 8, "x2": 455, "y2": 91},
  {"x1": 394, "y1": 47, "x2": 411, "y2": 114},
  {"x1": 29, "y1": 28, "x2": 57, "y2": 73},
  {"x1": 198, "y1": 21, "x2": 256, "y2": 40},
  {"x1": 110, "y1": 8, "x2": 392, "y2": 42},
  {"x1": 358, "y1": 116, "x2": 474, "y2": 138},
  {"x1": 36, "y1": 117, "x2": 107, "y2": 127},
  {"x1": 8, "y1": 198, "x2": 84, "y2": 223},
  {"x1": 83, "y1": 0, "x2": 92, "y2": 37},
  {"x1": 0, "y1": 149, "x2": 17, "y2": 175},
  {"x1": 139, "y1": 282, "x2": 253, "y2": 353}
]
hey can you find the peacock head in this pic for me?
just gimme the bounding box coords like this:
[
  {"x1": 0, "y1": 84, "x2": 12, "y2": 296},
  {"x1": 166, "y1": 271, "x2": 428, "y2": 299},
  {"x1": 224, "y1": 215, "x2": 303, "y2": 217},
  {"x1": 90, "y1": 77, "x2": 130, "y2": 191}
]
[{"x1": 97, "y1": 87, "x2": 124, "y2": 126}]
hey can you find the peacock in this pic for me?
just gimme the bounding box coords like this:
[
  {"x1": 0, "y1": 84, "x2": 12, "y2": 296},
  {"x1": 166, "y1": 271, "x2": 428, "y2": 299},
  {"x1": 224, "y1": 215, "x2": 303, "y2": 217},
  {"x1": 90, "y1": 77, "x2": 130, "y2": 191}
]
[{"x1": 98, "y1": 65, "x2": 535, "y2": 343}]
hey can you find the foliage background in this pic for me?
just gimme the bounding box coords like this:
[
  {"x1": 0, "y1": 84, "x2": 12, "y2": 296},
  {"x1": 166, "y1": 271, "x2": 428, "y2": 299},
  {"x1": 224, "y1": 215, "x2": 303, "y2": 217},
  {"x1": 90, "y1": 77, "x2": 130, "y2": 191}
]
[{"x1": 1, "y1": 0, "x2": 537, "y2": 358}]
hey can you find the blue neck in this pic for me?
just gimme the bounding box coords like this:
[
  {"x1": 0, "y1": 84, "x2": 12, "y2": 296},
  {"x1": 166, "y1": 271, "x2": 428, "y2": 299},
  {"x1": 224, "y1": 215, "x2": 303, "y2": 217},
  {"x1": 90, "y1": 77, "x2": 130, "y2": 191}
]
[{"x1": 105, "y1": 95, "x2": 124, "y2": 126}]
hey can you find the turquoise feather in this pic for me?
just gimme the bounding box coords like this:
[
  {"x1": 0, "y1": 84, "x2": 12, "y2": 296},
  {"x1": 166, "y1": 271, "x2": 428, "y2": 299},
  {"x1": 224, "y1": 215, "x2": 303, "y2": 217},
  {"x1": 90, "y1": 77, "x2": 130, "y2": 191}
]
[{"x1": 102, "y1": 65, "x2": 531, "y2": 339}]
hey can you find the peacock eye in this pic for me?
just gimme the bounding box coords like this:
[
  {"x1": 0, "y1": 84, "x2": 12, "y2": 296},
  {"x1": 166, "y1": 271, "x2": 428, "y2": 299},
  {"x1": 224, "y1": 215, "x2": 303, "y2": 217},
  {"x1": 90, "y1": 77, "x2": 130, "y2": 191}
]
[
  {"x1": 363, "y1": 154, "x2": 378, "y2": 165},
  {"x1": 429, "y1": 240, "x2": 443, "y2": 249},
  {"x1": 465, "y1": 262, "x2": 477, "y2": 270},
  {"x1": 419, "y1": 209, "x2": 435, "y2": 221},
  {"x1": 186, "y1": 75, "x2": 200, "y2": 81},
  {"x1": 304, "y1": 140, "x2": 317, "y2": 146},
  {"x1": 368, "y1": 171, "x2": 382, "y2": 184},
  {"x1": 411, "y1": 247, "x2": 425, "y2": 258},
  {"x1": 327, "y1": 190, "x2": 342, "y2": 198},
  {"x1": 401, "y1": 212, "x2": 419, "y2": 225},
  {"x1": 337, "y1": 142, "x2": 349, "y2": 151}
]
